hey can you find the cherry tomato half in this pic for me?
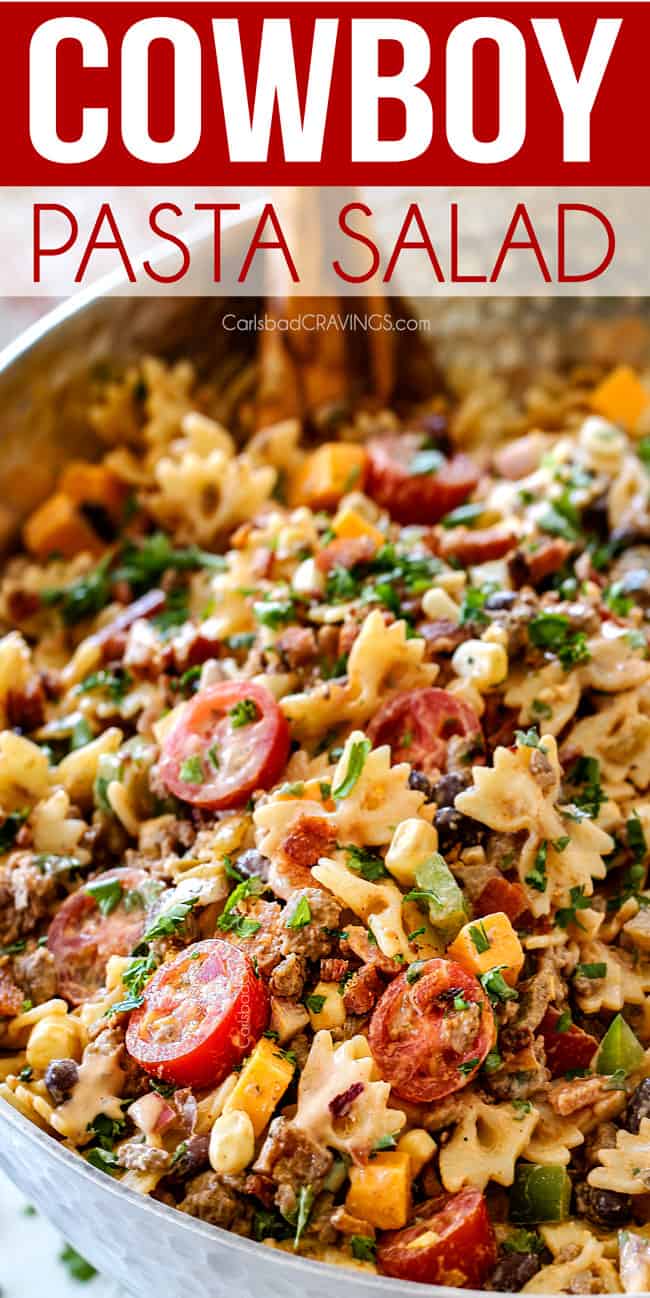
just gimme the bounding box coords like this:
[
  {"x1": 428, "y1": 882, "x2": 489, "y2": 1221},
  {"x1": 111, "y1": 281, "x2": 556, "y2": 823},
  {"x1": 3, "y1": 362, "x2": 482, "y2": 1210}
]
[
  {"x1": 125, "y1": 939, "x2": 269, "y2": 1087},
  {"x1": 539, "y1": 1007, "x2": 598, "y2": 1078},
  {"x1": 366, "y1": 434, "x2": 480, "y2": 526},
  {"x1": 367, "y1": 687, "x2": 482, "y2": 778},
  {"x1": 369, "y1": 958, "x2": 495, "y2": 1103},
  {"x1": 48, "y1": 868, "x2": 150, "y2": 1006},
  {"x1": 159, "y1": 681, "x2": 290, "y2": 811},
  {"x1": 377, "y1": 1189, "x2": 497, "y2": 1287}
]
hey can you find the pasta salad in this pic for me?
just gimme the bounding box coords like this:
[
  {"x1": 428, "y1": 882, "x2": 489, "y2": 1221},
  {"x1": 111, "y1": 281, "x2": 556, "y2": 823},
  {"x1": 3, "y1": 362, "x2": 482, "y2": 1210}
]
[{"x1": 0, "y1": 350, "x2": 649, "y2": 1292}]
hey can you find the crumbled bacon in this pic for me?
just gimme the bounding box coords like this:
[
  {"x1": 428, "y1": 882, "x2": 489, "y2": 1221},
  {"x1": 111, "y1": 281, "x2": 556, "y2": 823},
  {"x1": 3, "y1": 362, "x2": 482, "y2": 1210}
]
[
  {"x1": 6, "y1": 678, "x2": 45, "y2": 732},
  {"x1": 316, "y1": 536, "x2": 377, "y2": 575},
  {"x1": 509, "y1": 538, "x2": 571, "y2": 588},
  {"x1": 342, "y1": 963, "x2": 385, "y2": 1015},
  {"x1": 275, "y1": 626, "x2": 318, "y2": 669}
]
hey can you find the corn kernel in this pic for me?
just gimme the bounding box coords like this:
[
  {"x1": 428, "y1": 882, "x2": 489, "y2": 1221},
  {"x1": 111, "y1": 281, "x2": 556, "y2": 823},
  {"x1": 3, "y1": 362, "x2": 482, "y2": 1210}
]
[
  {"x1": 385, "y1": 819, "x2": 439, "y2": 888},
  {"x1": 209, "y1": 1109, "x2": 255, "y2": 1175},
  {"x1": 26, "y1": 1015, "x2": 83, "y2": 1071},
  {"x1": 451, "y1": 639, "x2": 508, "y2": 691},
  {"x1": 398, "y1": 1129, "x2": 437, "y2": 1176},
  {"x1": 590, "y1": 365, "x2": 650, "y2": 431},
  {"x1": 332, "y1": 507, "x2": 384, "y2": 547},
  {"x1": 421, "y1": 588, "x2": 460, "y2": 623}
]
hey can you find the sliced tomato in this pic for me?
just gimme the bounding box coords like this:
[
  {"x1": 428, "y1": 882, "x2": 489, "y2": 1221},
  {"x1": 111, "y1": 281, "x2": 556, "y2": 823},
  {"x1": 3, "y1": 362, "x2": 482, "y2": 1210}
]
[
  {"x1": 125, "y1": 939, "x2": 269, "y2": 1087},
  {"x1": 437, "y1": 525, "x2": 518, "y2": 567},
  {"x1": 377, "y1": 1189, "x2": 497, "y2": 1287},
  {"x1": 159, "y1": 681, "x2": 290, "y2": 811},
  {"x1": 367, "y1": 687, "x2": 482, "y2": 778},
  {"x1": 369, "y1": 958, "x2": 495, "y2": 1103},
  {"x1": 48, "y1": 868, "x2": 150, "y2": 1006},
  {"x1": 539, "y1": 1007, "x2": 598, "y2": 1078},
  {"x1": 366, "y1": 434, "x2": 480, "y2": 526},
  {"x1": 474, "y1": 876, "x2": 531, "y2": 927}
]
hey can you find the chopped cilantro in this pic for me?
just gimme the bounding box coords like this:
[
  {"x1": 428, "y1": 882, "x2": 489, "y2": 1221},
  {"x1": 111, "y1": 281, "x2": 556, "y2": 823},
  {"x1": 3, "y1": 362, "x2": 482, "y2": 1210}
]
[
  {"x1": 469, "y1": 922, "x2": 490, "y2": 954},
  {"x1": 179, "y1": 755, "x2": 205, "y2": 785},
  {"x1": 604, "y1": 582, "x2": 633, "y2": 617},
  {"x1": 216, "y1": 876, "x2": 265, "y2": 938},
  {"x1": 503, "y1": 1229, "x2": 545, "y2": 1256},
  {"x1": 350, "y1": 1236, "x2": 376, "y2": 1262},
  {"x1": 77, "y1": 668, "x2": 132, "y2": 703},
  {"x1": 253, "y1": 596, "x2": 297, "y2": 628},
  {"x1": 406, "y1": 961, "x2": 426, "y2": 985},
  {"x1": 143, "y1": 895, "x2": 198, "y2": 942},
  {"x1": 511, "y1": 1099, "x2": 533, "y2": 1119},
  {"x1": 42, "y1": 556, "x2": 112, "y2": 625},
  {"x1": 483, "y1": 1049, "x2": 502, "y2": 1073},
  {"x1": 345, "y1": 844, "x2": 388, "y2": 881},
  {"x1": 575, "y1": 961, "x2": 607, "y2": 980},
  {"x1": 332, "y1": 739, "x2": 371, "y2": 801},
  {"x1": 565, "y1": 756, "x2": 604, "y2": 820},
  {"x1": 528, "y1": 613, "x2": 590, "y2": 670},
  {"x1": 285, "y1": 896, "x2": 312, "y2": 929},
  {"x1": 85, "y1": 877, "x2": 123, "y2": 917},
  {"x1": 515, "y1": 727, "x2": 544, "y2": 749},
  {"x1": 457, "y1": 1057, "x2": 479, "y2": 1076},
  {"x1": 114, "y1": 532, "x2": 225, "y2": 591},
  {"x1": 525, "y1": 840, "x2": 548, "y2": 892},
  {"x1": 627, "y1": 811, "x2": 647, "y2": 864},
  {"x1": 556, "y1": 1009, "x2": 572, "y2": 1033},
  {"x1": 59, "y1": 1245, "x2": 97, "y2": 1282},
  {"x1": 86, "y1": 1147, "x2": 119, "y2": 1174},
  {"x1": 479, "y1": 965, "x2": 519, "y2": 1003},
  {"x1": 0, "y1": 939, "x2": 26, "y2": 956},
  {"x1": 292, "y1": 1184, "x2": 314, "y2": 1249},
  {"x1": 305, "y1": 994, "x2": 326, "y2": 1014},
  {"x1": 556, "y1": 885, "x2": 591, "y2": 930}
]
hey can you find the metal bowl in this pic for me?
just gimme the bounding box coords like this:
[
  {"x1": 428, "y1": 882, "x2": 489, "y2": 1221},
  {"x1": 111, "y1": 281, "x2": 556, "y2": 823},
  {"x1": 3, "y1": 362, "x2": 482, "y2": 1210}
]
[{"x1": 0, "y1": 210, "x2": 646, "y2": 1297}]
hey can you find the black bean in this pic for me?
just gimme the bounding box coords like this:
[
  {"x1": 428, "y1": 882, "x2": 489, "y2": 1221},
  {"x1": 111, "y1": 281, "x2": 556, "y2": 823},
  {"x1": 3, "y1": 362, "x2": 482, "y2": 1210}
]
[
  {"x1": 408, "y1": 770, "x2": 436, "y2": 802},
  {"x1": 235, "y1": 849, "x2": 271, "y2": 881},
  {"x1": 44, "y1": 1058, "x2": 78, "y2": 1105},
  {"x1": 581, "y1": 492, "x2": 609, "y2": 538},
  {"x1": 625, "y1": 1078, "x2": 650, "y2": 1133},
  {"x1": 575, "y1": 1181, "x2": 629, "y2": 1228},
  {"x1": 434, "y1": 805, "x2": 484, "y2": 853},
  {"x1": 489, "y1": 1253, "x2": 541, "y2": 1292},
  {"x1": 166, "y1": 1135, "x2": 210, "y2": 1182},
  {"x1": 433, "y1": 771, "x2": 471, "y2": 807},
  {"x1": 484, "y1": 590, "x2": 517, "y2": 612}
]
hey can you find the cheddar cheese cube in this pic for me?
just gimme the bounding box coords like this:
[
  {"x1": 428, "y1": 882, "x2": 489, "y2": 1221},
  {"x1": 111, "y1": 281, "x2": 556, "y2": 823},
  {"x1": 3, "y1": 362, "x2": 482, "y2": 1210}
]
[
  {"x1": 332, "y1": 506, "x2": 384, "y2": 547},
  {"x1": 346, "y1": 1152, "x2": 411, "y2": 1230},
  {"x1": 291, "y1": 444, "x2": 367, "y2": 510},
  {"x1": 590, "y1": 365, "x2": 650, "y2": 431},
  {"x1": 447, "y1": 910, "x2": 524, "y2": 987},
  {"x1": 224, "y1": 1037, "x2": 294, "y2": 1138},
  {"x1": 59, "y1": 460, "x2": 127, "y2": 521},
  {"x1": 23, "y1": 492, "x2": 102, "y2": 560}
]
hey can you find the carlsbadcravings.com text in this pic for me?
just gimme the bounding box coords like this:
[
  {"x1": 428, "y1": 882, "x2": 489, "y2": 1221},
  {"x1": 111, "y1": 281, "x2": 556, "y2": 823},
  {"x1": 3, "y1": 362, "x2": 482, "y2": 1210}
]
[{"x1": 222, "y1": 314, "x2": 430, "y2": 333}]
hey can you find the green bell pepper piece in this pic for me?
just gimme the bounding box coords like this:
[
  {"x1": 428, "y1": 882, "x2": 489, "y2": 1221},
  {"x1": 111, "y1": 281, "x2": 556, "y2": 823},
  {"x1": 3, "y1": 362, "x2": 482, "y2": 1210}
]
[
  {"x1": 412, "y1": 853, "x2": 466, "y2": 942},
  {"x1": 596, "y1": 1014, "x2": 644, "y2": 1076},
  {"x1": 510, "y1": 1164, "x2": 572, "y2": 1224}
]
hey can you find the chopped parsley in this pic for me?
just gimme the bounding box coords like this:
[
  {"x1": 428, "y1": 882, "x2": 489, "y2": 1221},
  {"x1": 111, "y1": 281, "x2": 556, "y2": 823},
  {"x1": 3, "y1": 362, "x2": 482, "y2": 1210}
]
[
  {"x1": 113, "y1": 532, "x2": 225, "y2": 591},
  {"x1": 515, "y1": 727, "x2": 544, "y2": 749},
  {"x1": 86, "y1": 1112, "x2": 126, "y2": 1151},
  {"x1": 604, "y1": 582, "x2": 634, "y2": 617},
  {"x1": 503, "y1": 1229, "x2": 545, "y2": 1256},
  {"x1": 229, "y1": 698, "x2": 260, "y2": 728},
  {"x1": 627, "y1": 811, "x2": 647, "y2": 864},
  {"x1": 459, "y1": 585, "x2": 490, "y2": 626},
  {"x1": 511, "y1": 1099, "x2": 533, "y2": 1119},
  {"x1": 332, "y1": 739, "x2": 371, "y2": 801},
  {"x1": 565, "y1": 756, "x2": 604, "y2": 820},
  {"x1": 458, "y1": 1058, "x2": 480, "y2": 1076},
  {"x1": 0, "y1": 939, "x2": 26, "y2": 956},
  {"x1": 556, "y1": 1009, "x2": 572, "y2": 1033},
  {"x1": 253, "y1": 595, "x2": 297, "y2": 628},
  {"x1": 217, "y1": 876, "x2": 265, "y2": 939},
  {"x1": 86, "y1": 1146, "x2": 119, "y2": 1174},
  {"x1": 528, "y1": 613, "x2": 590, "y2": 670},
  {"x1": 292, "y1": 1184, "x2": 314, "y2": 1248},
  {"x1": 406, "y1": 961, "x2": 426, "y2": 985}
]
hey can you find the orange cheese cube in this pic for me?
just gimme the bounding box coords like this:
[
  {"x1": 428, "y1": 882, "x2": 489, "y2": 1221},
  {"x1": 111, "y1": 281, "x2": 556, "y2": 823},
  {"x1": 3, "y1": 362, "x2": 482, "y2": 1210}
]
[
  {"x1": 332, "y1": 506, "x2": 384, "y2": 547},
  {"x1": 291, "y1": 444, "x2": 367, "y2": 511},
  {"x1": 346, "y1": 1152, "x2": 411, "y2": 1230},
  {"x1": 59, "y1": 461, "x2": 127, "y2": 521},
  {"x1": 447, "y1": 911, "x2": 524, "y2": 987},
  {"x1": 590, "y1": 365, "x2": 650, "y2": 431},
  {"x1": 23, "y1": 493, "x2": 102, "y2": 560}
]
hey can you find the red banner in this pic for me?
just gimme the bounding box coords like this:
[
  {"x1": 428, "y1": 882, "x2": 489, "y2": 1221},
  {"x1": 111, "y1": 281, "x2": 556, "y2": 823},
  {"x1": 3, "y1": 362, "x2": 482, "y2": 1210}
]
[{"x1": 3, "y1": 3, "x2": 645, "y2": 185}]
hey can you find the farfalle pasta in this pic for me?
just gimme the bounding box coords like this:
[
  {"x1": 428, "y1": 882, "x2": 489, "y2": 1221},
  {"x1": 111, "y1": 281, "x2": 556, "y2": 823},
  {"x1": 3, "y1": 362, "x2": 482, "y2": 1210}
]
[{"x1": 1, "y1": 350, "x2": 650, "y2": 1292}]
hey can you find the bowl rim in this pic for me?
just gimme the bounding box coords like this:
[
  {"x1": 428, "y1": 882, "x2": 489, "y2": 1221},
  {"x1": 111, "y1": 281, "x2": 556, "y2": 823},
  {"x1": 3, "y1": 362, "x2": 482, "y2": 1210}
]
[{"x1": 0, "y1": 213, "x2": 558, "y2": 1298}]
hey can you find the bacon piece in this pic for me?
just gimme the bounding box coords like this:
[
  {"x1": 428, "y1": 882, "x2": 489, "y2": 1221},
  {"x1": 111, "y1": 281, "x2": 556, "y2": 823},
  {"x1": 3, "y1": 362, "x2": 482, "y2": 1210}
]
[
  {"x1": 509, "y1": 539, "x2": 571, "y2": 589},
  {"x1": 320, "y1": 957, "x2": 350, "y2": 982},
  {"x1": 474, "y1": 877, "x2": 531, "y2": 927},
  {"x1": 316, "y1": 535, "x2": 377, "y2": 575},
  {"x1": 343, "y1": 964, "x2": 384, "y2": 1015},
  {"x1": 93, "y1": 589, "x2": 166, "y2": 658},
  {"x1": 275, "y1": 626, "x2": 318, "y2": 669},
  {"x1": 6, "y1": 679, "x2": 46, "y2": 732},
  {"x1": 539, "y1": 1008, "x2": 598, "y2": 1079}
]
